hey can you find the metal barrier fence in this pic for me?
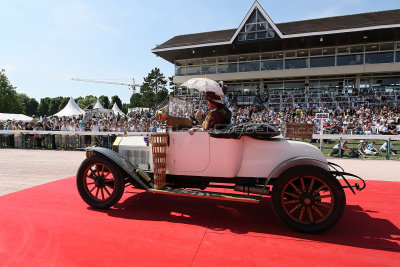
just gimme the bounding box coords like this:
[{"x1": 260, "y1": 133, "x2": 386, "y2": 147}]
[
  {"x1": 312, "y1": 134, "x2": 400, "y2": 159},
  {"x1": 1, "y1": 130, "x2": 399, "y2": 159},
  {"x1": 0, "y1": 130, "x2": 150, "y2": 150}
]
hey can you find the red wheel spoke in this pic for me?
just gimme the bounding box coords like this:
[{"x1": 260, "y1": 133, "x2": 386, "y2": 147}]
[
  {"x1": 86, "y1": 182, "x2": 95, "y2": 185},
  {"x1": 313, "y1": 185, "x2": 326, "y2": 196},
  {"x1": 95, "y1": 187, "x2": 99, "y2": 198},
  {"x1": 312, "y1": 206, "x2": 324, "y2": 218},
  {"x1": 100, "y1": 165, "x2": 105, "y2": 177},
  {"x1": 317, "y1": 202, "x2": 331, "y2": 209},
  {"x1": 299, "y1": 208, "x2": 305, "y2": 222},
  {"x1": 104, "y1": 186, "x2": 111, "y2": 197},
  {"x1": 284, "y1": 192, "x2": 299, "y2": 198},
  {"x1": 289, "y1": 204, "x2": 301, "y2": 215},
  {"x1": 103, "y1": 172, "x2": 111, "y2": 179},
  {"x1": 290, "y1": 182, "x2": 302, "y2": 194},
  {"x1": 89, "y1": 186, "x2": 97, "y2": 193},
  {"x1": 96, "y1": 165, "x2": 101, "y2": 177},
  {"x1": 300, "y1": 177, "x2": 306, "y2": 192},
  {"x1": 307, "y1": 208, "x2": 314, "y2": 223},
  {"x1": 284, "y1": 200, "x2": 298, "y2": 205},
  {"x1": 308, "y1": 178, "x2": 315, "y2": 193},
  {"x1": 101, "y1": 188, "x2": 105, "y2": 199}
]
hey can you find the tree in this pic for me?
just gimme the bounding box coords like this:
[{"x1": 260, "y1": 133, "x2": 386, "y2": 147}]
[
  {"x1": 141, "y1": 91, "x2": 156, "y2": 108},
  {"x1": 141, "y1": 67, "x2": 167, "y2": 94},
  {"x1": 109, "y1": 95, "x2": 122, "y2": 110},
  {"x1": 59, "y1": 97, "x2": 69, "y2": 112},
  {"x1": 0, "y1": 69, "x2": 24, "y2": 113},
  {"x1": 122, "y1": 103, "x2": 130, "y2": 114},
  {"x1": 48, "y1": 96, "x2": 65, "y2": 115},
  {"x1": 98, "y1": 95, "x2": 110, "y2": 109},
  {"x1": 76, "y1": 95, "x2": 97, "y2": 109},
  {"x1": 38, "y1": 97, "x2": 50, "y2": 116},
  {"x1": 130, "y1": 93, "x2": 143, "y2": 108},
  {"x1": 26, "y1": 98, "x2": 39, "y2": 116}
]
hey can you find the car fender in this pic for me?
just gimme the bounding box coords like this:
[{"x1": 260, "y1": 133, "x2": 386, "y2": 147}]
[
  {"x1": 267, "y1": 156, "x2": 330, "y2": 180},
  {"x1": 87, "y1": 147, "x2": 150, "y2": 190}
]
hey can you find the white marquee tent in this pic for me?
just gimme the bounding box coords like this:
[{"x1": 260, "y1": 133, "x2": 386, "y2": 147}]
[
  {"x1": 112, "y1": 103, "x2": 124, "y2": 115},
  {"x1": 0, "y1": 113, "x2": 33, "y2": 122},
  {"x1": 93, "y1": 100, "x2": 104, "y2": 110},
  {"x1": 54, "y1": 96, "x2": 85, "y2": 117}
]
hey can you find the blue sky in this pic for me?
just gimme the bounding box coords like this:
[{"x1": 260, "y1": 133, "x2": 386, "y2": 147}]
[{"x1": 1, "y1": 0, "x2": 399, "y2": 103}]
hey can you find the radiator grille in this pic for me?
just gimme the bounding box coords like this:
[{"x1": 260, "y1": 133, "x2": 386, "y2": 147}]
[{"x1": 120, "y1": 148, "x2": 150, "y2": 166}]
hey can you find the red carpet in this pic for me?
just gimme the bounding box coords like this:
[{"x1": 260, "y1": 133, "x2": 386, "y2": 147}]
[{"x1": 1, "y1": 178, "x2": 399, "y2": 267}]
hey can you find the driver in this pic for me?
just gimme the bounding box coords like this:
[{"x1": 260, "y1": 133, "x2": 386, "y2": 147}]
[{"x1": 195, "y1": 91, "x2": 231, "y2": 130}]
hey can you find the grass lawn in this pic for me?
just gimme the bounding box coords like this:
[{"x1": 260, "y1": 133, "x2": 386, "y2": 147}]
[{"x1": 304, "y1": 138, "x2": 400, "y2": 160}]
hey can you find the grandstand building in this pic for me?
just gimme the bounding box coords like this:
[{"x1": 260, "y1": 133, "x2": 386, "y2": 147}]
[{"x1": 152, "y1": 1, "x2": 400, "y2": 107}]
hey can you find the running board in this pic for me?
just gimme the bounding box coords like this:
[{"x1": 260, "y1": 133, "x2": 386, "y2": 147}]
[{"x1": 148, "y1": 187, "x2": 261, "y2": 203}]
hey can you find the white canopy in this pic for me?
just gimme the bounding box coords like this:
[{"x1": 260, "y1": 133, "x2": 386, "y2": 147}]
[
  {"x1": 93, "y1": 100, "x2": 104, "y2": 109},
  {"x1": 0, "y1": 113, "x2": 33, "y2": 122},
  {"x1": 54, "y1": 96, "x2": 85, "y2": 117},
  {"x1": 112, "y1": 103, "x2": 124, "y2": 115}
]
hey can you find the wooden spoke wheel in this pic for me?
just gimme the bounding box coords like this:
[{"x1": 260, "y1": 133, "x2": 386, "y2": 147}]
[
  {"x1": 77, "y1": 156, "x2": 124, "y2": 209},
  {"x1": 272, "y1": 167, "x2": 346, "y2": 233}
]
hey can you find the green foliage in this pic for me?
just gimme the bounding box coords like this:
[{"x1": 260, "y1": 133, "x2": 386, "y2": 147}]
[
  {"x1": 48, "y1": 96, "x2": 65, "y2": 115},
  {"x1": 133, "y1": 68, "x2": 169, "y2": 108},
  {"x1": 76, "y1": 95, "x2": 97, "y2": 109},
  {"x1": 130, "y1": 93, "x2": 142, "y2": 108},
  {"x1": 38, "y1": 97, "x2": 50, "y2": 116},
  {"x1": 141, "y1": 91, "x2": 156, "y2": 108},
  {"x1": 110, "y1": 95, "x2": 122, "y2": 110},
  {"x1": 141, "y1": 67, "x2": 167, "y2": 94},
  {"x1": 98, "y1": 95, "x2": 110, "y2": 109},
  {"x1": 26, "y1": 98, "x2": 39, "y2": 116},
  {"x1": 122, "y1": 103, "x2": 130, "y2": 114},
  {"x1": 59, "y1": 97, "x2": 69, "y2": 111},
  {"x1": 0, "y1": 69, "x2": 24, "y2": 114}
]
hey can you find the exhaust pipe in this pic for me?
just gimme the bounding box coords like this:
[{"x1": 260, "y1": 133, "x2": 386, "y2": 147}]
[{"x1": 234, "y1": 185, "x2": 270, "y2": 195}]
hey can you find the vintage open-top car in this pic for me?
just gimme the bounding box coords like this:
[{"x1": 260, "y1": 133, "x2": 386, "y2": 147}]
[
  {"x1": 76, "y1": 120, "x2": 365, "y2": 233},
  {"x1": 77, "y1": 77, "x2": 365, "y2": 233}
]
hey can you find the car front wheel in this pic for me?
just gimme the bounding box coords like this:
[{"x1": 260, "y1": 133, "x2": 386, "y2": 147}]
[{"x1": 76, "y1": 156, "x2": 125, "y2": 209}]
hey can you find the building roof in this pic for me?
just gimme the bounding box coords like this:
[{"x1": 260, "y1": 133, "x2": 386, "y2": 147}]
[{"x1": 153, "y1": 9, "x2": 400, "y2": 51}]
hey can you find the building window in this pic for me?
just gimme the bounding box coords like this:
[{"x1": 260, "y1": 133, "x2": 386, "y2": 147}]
[
  {"x1": 285, "y1": 58, "x2": 307, "y2": 69},
  {"x1": 217, "y1": 63, "x2": 237, "y2": 73},
  {"x1": 186, "y1": 66, "x2": 201, "y2": 75},
  {"x1": 396, "y1": 51, "x2": 400, "y2": 62},
  {"x1": 310, "y1": 56, "x2": 335, "y2": 68},
  {"x1": 365, "y1": 52, "x2": 394, "y2": 64},
  {"x1": 175, "y1": 66, "x2": 185, "y2": 76},
  {"x1": 261, "y1": 60, "x2": 283, "y2": 70},
  {"x1": 336, "y1": 54, "x2": 363, "y2": 66},
  {"x1": 238, "y1": 8, "x2": 276, "y2": 41},
  {"x1": 239, "y1": 61, "x2": 260, "y2": 72},
  {"x1": 284, "y1": 81, "x2": 305, "y2": 90},
  {"x1": 202, "y1": 65, "x2": 216, "y2": 74}
]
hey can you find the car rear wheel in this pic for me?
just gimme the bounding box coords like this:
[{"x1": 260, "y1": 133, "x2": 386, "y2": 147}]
[
  {"x1": 271, "y1": 167, "x2": 346, "y2": 233},
  {"x1": 76, "y1": 156, "x2": 124, "y2": 209}
]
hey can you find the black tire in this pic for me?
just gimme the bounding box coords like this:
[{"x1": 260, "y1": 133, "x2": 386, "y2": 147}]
[
  {"x1": 271, "y1": 166, "x2": 346, "y2": 233},
  {"x1": 76, "y1": 156, "x2": 125, "y2": 209}
]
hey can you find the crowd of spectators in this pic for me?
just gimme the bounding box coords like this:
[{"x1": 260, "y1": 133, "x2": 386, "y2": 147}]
[{"x1": 1, "y1": 89, "x2": 399, "y2": 149}]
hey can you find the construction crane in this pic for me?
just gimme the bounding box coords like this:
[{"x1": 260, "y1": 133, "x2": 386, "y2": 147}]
[{"x1": 71, "y1": 77, "x2": 140, "y2": 91}]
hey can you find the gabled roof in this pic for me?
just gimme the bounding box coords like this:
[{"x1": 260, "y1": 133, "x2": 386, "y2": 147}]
[
  {"x1": 152, "y1": 2, "x2": 400, "y2": 52},
  {"x1": 229, "y1": 1, "x2": 283, "y2": 42}
]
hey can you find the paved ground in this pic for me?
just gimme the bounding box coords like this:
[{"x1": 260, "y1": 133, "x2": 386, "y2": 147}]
[{"x1": 0, "y1": 148, "x2": 399, "y2": 196}]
